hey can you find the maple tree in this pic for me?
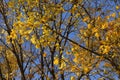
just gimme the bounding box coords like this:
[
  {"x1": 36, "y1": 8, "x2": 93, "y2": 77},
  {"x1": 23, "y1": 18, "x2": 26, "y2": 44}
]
[{"x1": 0, "y1": 0, "x2": 120, "y2": 80}]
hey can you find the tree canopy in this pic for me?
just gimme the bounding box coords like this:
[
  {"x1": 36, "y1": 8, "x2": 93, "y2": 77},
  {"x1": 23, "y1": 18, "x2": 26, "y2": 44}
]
[{"x1": 0, "y1": 0, "x2": 120, "y2": 80}]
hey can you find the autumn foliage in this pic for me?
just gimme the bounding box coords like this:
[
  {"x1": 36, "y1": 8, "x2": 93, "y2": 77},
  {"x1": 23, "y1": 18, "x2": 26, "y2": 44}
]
[{"x1": 0, "y1": 0, "x2": 120, "y2": 80}]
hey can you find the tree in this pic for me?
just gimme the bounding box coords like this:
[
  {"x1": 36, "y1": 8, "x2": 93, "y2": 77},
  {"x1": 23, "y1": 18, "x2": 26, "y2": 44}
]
[{"x1": 0, "y1": 0, "x2": 120, "y2": 80}]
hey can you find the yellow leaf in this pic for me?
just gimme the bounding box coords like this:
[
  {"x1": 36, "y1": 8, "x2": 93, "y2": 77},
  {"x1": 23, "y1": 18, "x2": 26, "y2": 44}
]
[
  {"x1": 35, "y1": 44, "x2": 40, "y2": 48},
  {"x1": 116, "y1": 6, "x2": 119, "y2": 10},
  {"x1": 59, "y1": 62, "x2": 66, "y2": 69},
  {"x1": 88, "y1": 24, "x2": 92, "y2": 29},
  {"x1": 70, "y1": 76, "x2": 75, "y2": 80},
  {"x1": 101, "y1": 23, "x2": 108, "y2": 29},
  {"x1": 55, "y1": 43, "x2": 59, "y2": 47},
  {"x1": 71, "y1": 48, "x2": 75, "y2": 52},
  {"x1": 43, "y1": 53, "x2": 47, "y2": 57},
  {"x1": 54, "y1": 58, "x2": 59, "y2": 65},
  {"x1": 31, "y1": 35, "x2": 36, "y2": 44},
  {"x1": 95, "y1": 32, "x2": 99, "y2": 38},
  {"x1": 92, "y1": 27, "x2": 98, "y2": 34},
  {"x1": 84, "y1": 67, "x2": 89, "y2": 74},
  {"x1": 111, "y1": 13, "x2": 116, "y2": 17},
  {"x1": 8, "y1": 1, "x2": 14, "y2": 8}
]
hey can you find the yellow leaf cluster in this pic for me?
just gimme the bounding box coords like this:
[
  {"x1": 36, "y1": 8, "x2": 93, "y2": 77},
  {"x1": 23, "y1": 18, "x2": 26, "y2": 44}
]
[
  {"x1": 99, "y1": 45, "x2": 111, "y2": 54},
  {"x1": 10, "y1": 30, "x2": 17, "y2": 39}
]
